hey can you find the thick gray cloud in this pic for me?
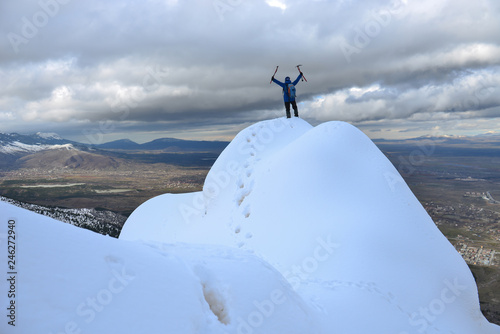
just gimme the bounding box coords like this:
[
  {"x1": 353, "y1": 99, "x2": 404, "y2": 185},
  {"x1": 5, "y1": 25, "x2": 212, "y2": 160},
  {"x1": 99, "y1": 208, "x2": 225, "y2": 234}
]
[{"x1": 0, "y1": 0, "x2": 499, "y2": 142}]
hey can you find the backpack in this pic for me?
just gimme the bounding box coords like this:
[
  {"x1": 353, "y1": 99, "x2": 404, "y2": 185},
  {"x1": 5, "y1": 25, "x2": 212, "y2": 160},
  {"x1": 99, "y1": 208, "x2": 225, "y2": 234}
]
[{"x1": 286, "y1": 84, "x2": 296, "y2": 100}]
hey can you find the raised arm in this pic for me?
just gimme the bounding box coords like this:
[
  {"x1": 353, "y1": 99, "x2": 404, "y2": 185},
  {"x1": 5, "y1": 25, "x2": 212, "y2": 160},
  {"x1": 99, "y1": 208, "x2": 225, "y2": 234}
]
[
  {"x1": 272, "y1": 77, "x2": 285, "y2": 88},
  {"x1": 292, "y1": 73, "x2": 303, "y2": 86}
]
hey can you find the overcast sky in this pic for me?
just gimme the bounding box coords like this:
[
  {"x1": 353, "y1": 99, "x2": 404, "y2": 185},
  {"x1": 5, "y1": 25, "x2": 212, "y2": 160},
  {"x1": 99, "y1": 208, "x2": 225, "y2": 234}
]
[{"x1": 1, "y1": 0, "x2": 499, "y2": 144}]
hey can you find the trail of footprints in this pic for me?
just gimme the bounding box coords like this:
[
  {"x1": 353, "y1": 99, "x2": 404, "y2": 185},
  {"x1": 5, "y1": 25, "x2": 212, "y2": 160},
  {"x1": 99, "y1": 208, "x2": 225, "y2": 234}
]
[{"x1": 233, "y1": 126, "x2": 263, "y2": 246}]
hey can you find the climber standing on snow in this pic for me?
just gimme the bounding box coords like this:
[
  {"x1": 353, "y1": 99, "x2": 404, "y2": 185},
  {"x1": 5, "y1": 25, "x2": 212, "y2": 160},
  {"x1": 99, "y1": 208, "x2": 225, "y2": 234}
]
[{"x1": 271, "y1": 65, "x2": 306, "y2": 118}]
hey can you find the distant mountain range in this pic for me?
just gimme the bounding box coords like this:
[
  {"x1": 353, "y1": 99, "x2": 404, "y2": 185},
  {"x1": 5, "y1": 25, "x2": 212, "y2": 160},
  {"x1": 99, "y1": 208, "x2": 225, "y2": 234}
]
[
  {"x1": 373, "y1": 133, "x2": 500, "y2": 157},
  {"x1": 0, "y1": 132, "x2": 230, "y2": 155},
  {"x1": 2, "y1": 130, "x2": 500, "y2": 171},
  {"x1": 374, "y1": 133, "x2": 500, "y2": 147},
  {"x1": 96, "y1": 137, "x2": 229, "y2": 152},
  {"x1": 0, "y1": 132, "x2": 230, "y2": 171}
]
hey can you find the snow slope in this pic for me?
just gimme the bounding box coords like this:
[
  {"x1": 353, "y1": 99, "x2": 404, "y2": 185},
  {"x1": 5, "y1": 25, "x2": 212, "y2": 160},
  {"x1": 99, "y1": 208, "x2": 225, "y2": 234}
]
[
  {"x1": 0, "y1": 201, "x2": 317, "y2": 334},
  {"x1": 121, "y1": 117, "x2": 500, "y2": 333}
]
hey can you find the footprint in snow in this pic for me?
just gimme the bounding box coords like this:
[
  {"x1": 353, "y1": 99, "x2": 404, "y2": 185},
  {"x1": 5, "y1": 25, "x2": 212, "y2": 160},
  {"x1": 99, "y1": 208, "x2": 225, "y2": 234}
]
[
  {"x1": 104, "y1": 255, "x2": 136, "y2": 279},
  {"x1": 241, "y1": 205, "x2": 251, "y2": 218}
]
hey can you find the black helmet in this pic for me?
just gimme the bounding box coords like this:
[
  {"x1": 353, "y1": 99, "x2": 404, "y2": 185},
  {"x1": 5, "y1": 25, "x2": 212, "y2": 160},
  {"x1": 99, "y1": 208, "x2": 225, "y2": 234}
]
[{"x1": 285, "y1": 76, "x2": 291, "y2": 82}]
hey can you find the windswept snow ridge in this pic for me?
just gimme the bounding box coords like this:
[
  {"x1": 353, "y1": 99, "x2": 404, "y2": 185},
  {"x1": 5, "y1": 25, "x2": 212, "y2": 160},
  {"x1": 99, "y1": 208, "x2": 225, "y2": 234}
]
[{"x1": 1, "y1": 118, "x2": 499, "y2": 334}]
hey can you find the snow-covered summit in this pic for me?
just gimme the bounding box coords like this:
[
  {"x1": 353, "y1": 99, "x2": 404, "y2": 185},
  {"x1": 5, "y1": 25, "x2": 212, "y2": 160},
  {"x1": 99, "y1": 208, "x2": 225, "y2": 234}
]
[{"x1": 121, "y1": 117, "x2": 500, "y2": 333}]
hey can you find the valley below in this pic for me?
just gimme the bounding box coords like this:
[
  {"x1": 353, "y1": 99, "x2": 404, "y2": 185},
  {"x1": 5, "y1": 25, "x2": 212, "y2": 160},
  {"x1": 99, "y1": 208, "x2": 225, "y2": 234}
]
[
  {"x1": 0, "y1": 162, "x2": 208, "y2": 216},
  {"x1": 379, "y1": 142, "x2": 500, "y2": 325}
]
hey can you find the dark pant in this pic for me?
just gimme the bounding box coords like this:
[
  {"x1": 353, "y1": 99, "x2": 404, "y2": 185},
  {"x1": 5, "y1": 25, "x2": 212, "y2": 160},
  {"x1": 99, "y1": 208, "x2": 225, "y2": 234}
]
[{"x1": 285, "y1": 101, "x2": 298, "y2": 118}]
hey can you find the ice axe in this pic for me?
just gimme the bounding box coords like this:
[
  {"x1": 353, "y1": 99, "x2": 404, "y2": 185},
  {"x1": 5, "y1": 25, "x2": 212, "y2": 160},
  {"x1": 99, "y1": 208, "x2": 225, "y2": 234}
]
[
  {"x1": 296, "y1": 65, "x2": 307, "y2": 82},
  {"x1": 270, "y1": 65, "x2": 279, "y2": 84}
]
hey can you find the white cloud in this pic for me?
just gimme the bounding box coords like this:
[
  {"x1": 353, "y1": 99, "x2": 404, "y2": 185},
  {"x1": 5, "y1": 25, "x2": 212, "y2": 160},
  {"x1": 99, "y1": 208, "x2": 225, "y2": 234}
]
[{"x1": 266, "y1": 0, "x2": 287, "y2": 10}]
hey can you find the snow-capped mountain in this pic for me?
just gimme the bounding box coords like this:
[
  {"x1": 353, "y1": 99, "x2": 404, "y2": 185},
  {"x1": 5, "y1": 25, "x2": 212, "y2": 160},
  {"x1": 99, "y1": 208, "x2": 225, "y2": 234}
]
[
  {"x1": 0, "y1": 132, "x2": 74, "y2": 154},
  {"x1": 1, "y1": 118, "x2": 499, "y2": 334},
  {"x1": 0, "y1": 131, "x2": 229, "y2": 155}
]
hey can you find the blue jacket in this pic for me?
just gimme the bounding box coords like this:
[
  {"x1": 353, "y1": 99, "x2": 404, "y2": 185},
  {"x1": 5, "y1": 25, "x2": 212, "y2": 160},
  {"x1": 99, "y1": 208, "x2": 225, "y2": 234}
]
[{"x1": 272, "y1": 73, "x2": 303, "y2": 102}]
